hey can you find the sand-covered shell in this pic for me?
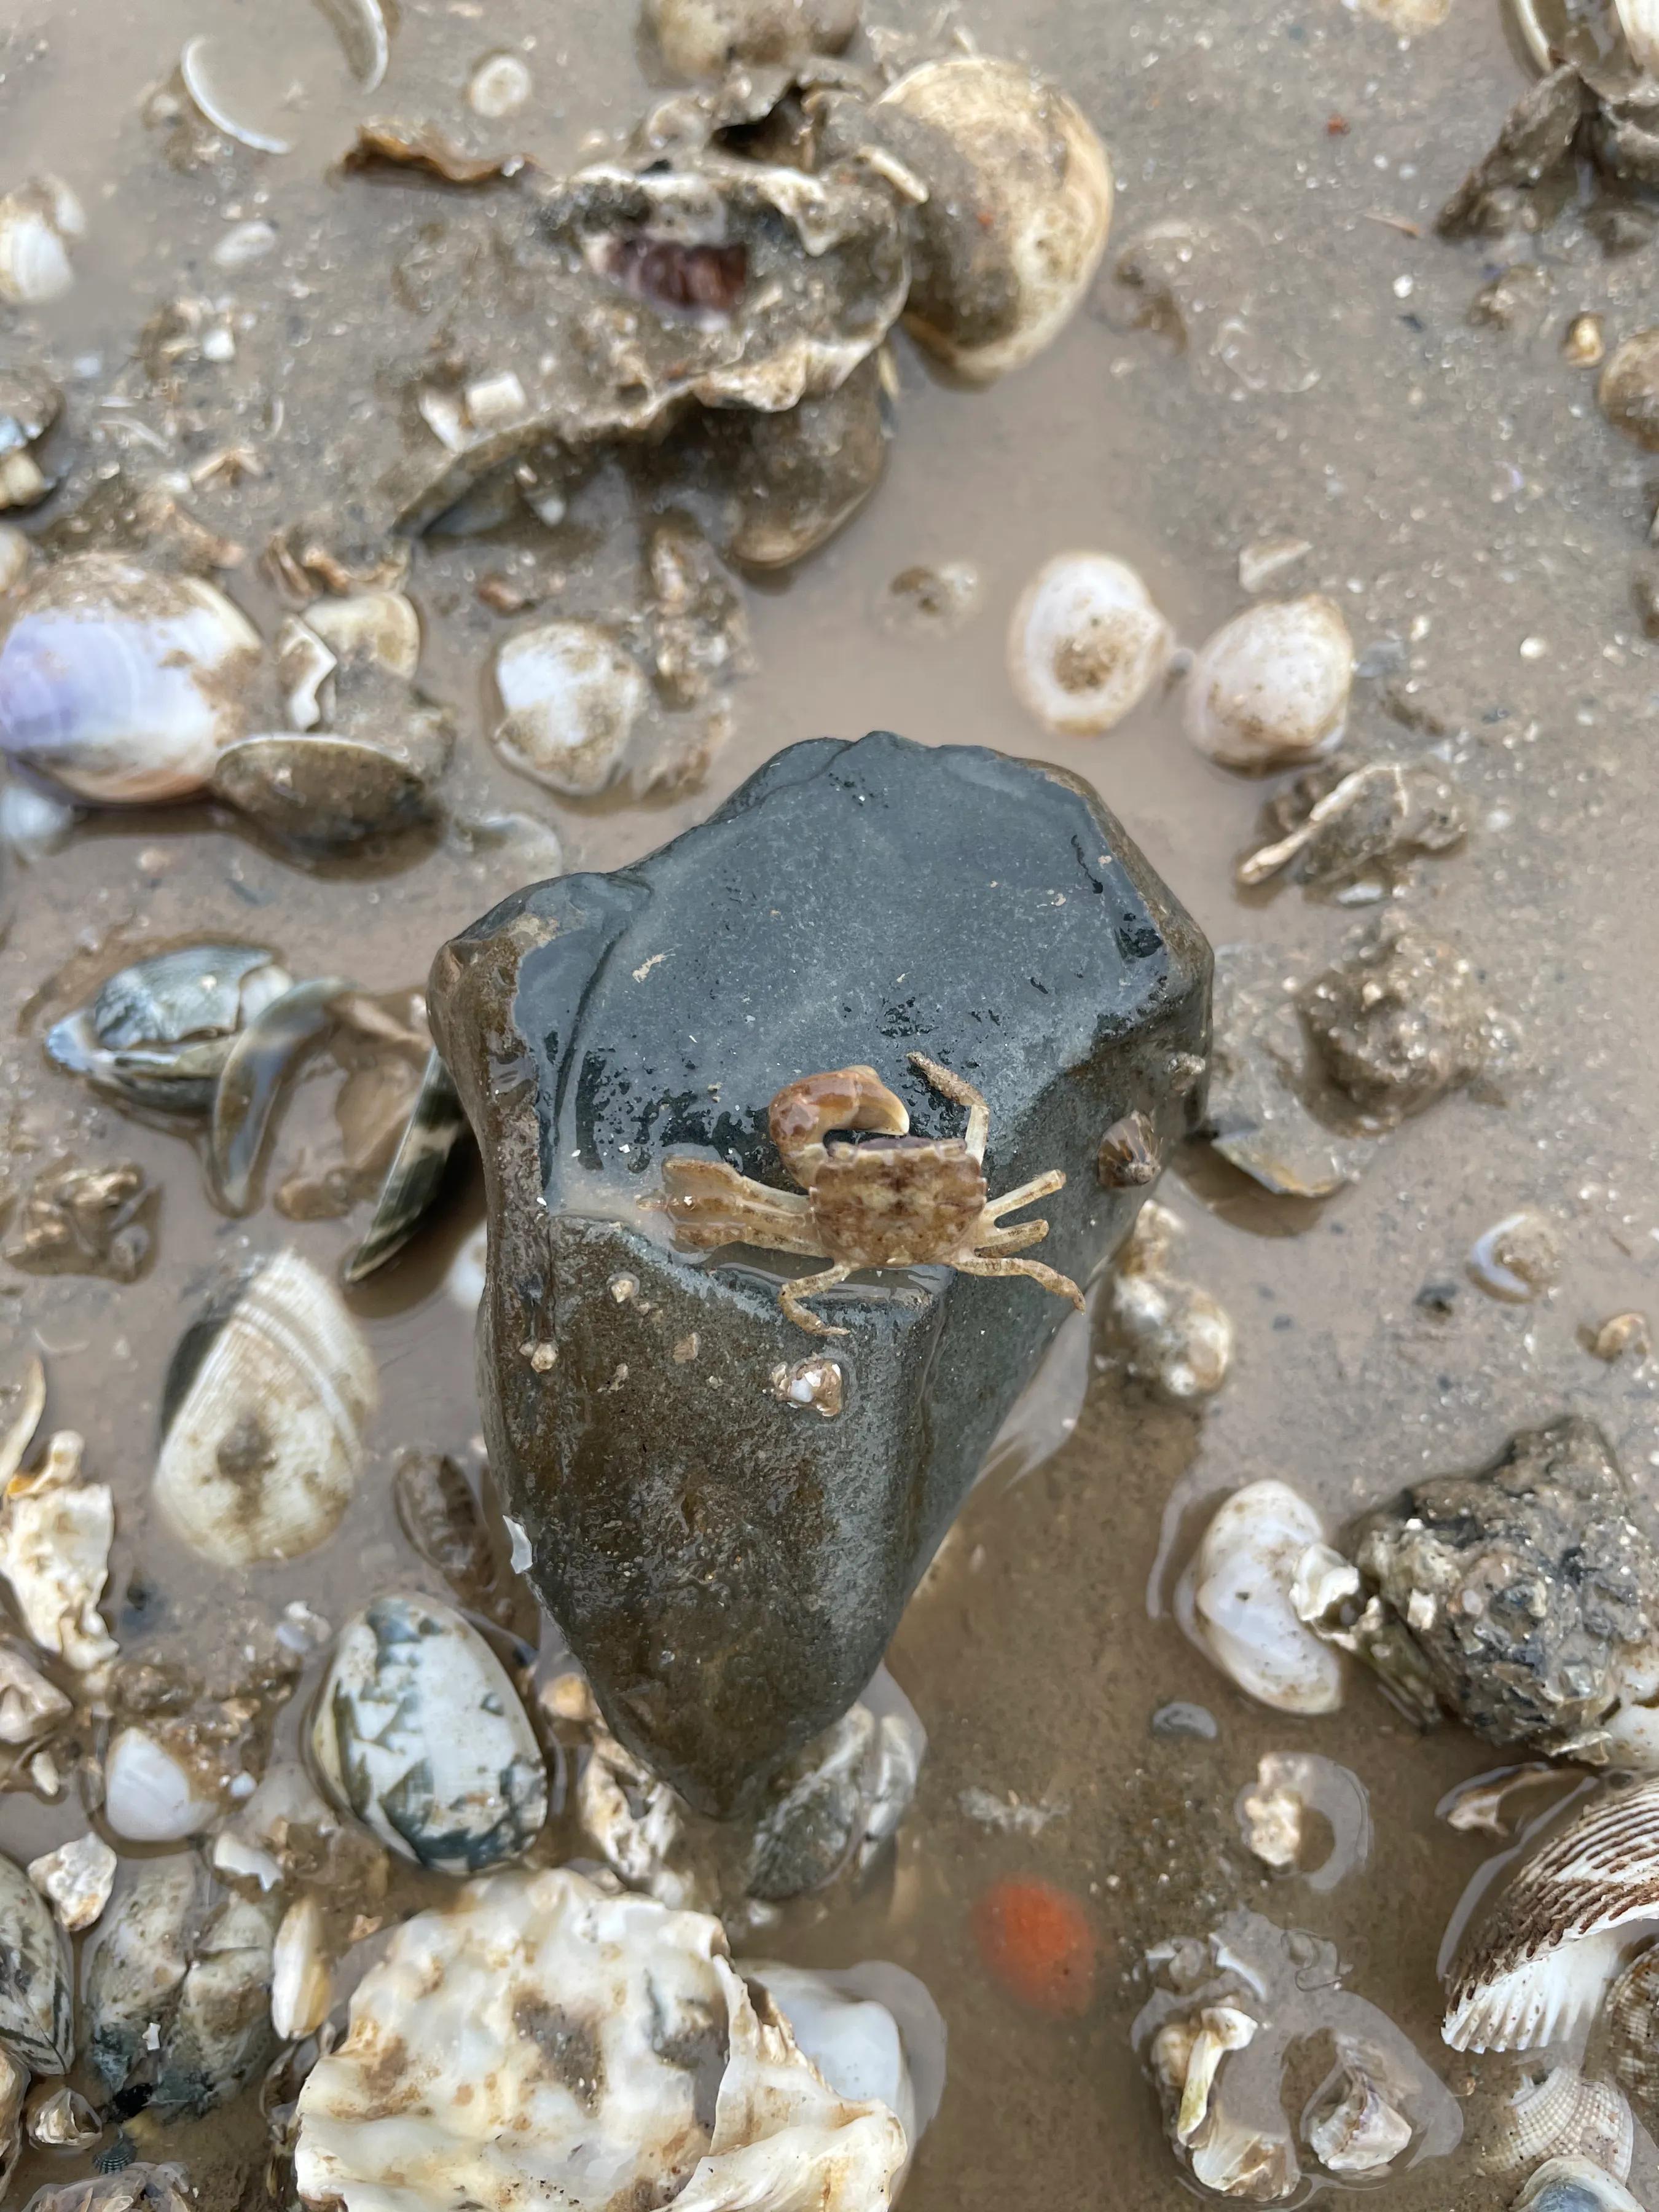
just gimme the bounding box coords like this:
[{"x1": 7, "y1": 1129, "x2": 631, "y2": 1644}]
[
  {"x1": 1178, "y1": 1481, "x2": 1343, "y2": 1714},
  {"x1": 45, "y1": 942, "x2": 293, "y2": 1113},
  {"x1": 491, "y1": 620, "x2": 648, "y2": 798},
  {"x1": 1492, "y1": 2069, "x2": 1633, "y2": 2181},
  {"x1": 0, "y1": 177, "x2": 85, "y2": 306},
  {"x1": 645, "y1": 0, "x2": 858, "y2": 76},
  {"x1": 1606, "y1": 1943, "x2": 1659, "y2": 2109},
  {"x1": 1184, "y1": 595, "x2": 1352, "y2": 771},
  {"x1": 1443, "y1": 1775, "x2": 1659, "y2": 2052},
  {"x1": 0, "y1": 554, "x2": 261, "y2": 804},
  {"x1": 871, "y1": 57, "x2": 1113, "y2": 380},
  {"x1": 1006, "y1": 553, "x2": 1172, "y2": 735},
  {"x1": 293, "y1": 1866, "x2": 907, "y2": 2212},
  {"x1": 1108, "y1": 1201, "x2": 1233, "y2": 1403},
  {"x1": 0, "y1": 1846, "x2": 73, "y2": 2072},
  {"x1": 152, "y1": 1250, "x2": 378, "y2": 1569},
  {"x1": 310, "y1": 1593, "x2": 547, "y2": 1873},
  {"x1": 0, "y1": 1429, "x2": 117, "y2": 1671},
  {"x1": 1510, "y1": 2159, "x2": 1646, "y2": 2211}
]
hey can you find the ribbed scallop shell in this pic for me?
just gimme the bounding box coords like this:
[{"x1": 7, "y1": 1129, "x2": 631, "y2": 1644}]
[
  {"x1": 1494, "y1": 2068, "x2": 1633, "y2": 2181},
  {"x1": 1443, "y1": 1775, "x2": 1659, "y2": 2052}
]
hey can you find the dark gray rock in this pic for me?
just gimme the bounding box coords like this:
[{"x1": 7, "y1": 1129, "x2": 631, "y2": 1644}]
[{"x1": 429, "y1": 730, "x2": 1209, "y2": 1813}]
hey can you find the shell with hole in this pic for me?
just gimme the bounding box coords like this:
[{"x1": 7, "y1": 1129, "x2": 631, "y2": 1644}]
[
  {"x1": 152, "y1": 1249, "x2": 378, "y2": 1568},
  {"x1": 0, "y1": 554, "x2": 262, "y2": 804},
  {"x1": 1443, "y1": 1775, "x2": 1659, "y2": 2052},
  {"x1": 1184, "y1": 595, "x2": 1353, "y2": 771},
  {"x1": 1007, "y1": 553, "x2": 1173, "y2": 736},
  {"x1": 1177, "y1": 1481, "x2": 1343, "y2": 1714},
  {"x1": 293, "y1": 1866, "x2": 907, "y2": 2212}
]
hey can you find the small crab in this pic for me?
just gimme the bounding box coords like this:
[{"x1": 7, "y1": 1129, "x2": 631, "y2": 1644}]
[{"x1": 660, "y1": 1054, "x2": 1086, "y2": 1338}]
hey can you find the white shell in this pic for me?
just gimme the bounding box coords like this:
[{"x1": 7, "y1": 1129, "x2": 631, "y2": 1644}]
[
  {"x1": 468, "y1": 51, "x2": 533, "y2": 117},
  {"x1": 272, "y1": 1894, "x2": 334, "y2": 2041},
  {"x1": 492, "y1": 621, "x2": 648, "y2": 798},
  {"x1": 104, "y1": 1726, "x2": 219, "y2": 1843},
  {"x1": 1108, "y1": 1202, "x2": 1233, "y2": 1403},
  {"x1": 28, "y1": 1830, "x2": 117, "y2": 1931},
  {"x1": 1510, "y1": 2159, "x2": 1646, "y2": 2212},
  {"x1": 741, "y1": 1962, "x2": 935, "y2": 2179},
  {"x1": 878, "y1": 58, "x2": 1113, "y2": 380},
  {"x1": 1006, "y1": 553, "x2": 1172, "y2": 735},
  {"x1": 1495, "y1": 2068, "x2": 1633, "y2": 2182},
  {"x1": 1178, "y1": 1481, "x2": 1344, "y2": 1714},
  {"x1": 0, "y1": 553, "x2": 262, "y2": 804},
  {"x1": 153, "y1": 1250, "x2": 378, "y2": 1568},
  {"x1": 0, "y1": 178, "x2": 84, "y2": 305},
  {"x1": 0, "y1": 1429, "x2": 117, "y2": 1669},
  {"x1": 305, "y1": 589, "x2": 421, "y2": 679},
  {"x1": 0, "y1": 1639, "x2": 71, "y2": 1745},
  {"x1": 1184, "y1": 595, "x2": 1353, "y2": 771},
  {"x1": 1615, "y1": 0, "x2": 1659, "y2": 69},
  {"x1": 1306, "y1": 2068, "x2": 1413, "y2": 2175},
  {"x1": 311, "y1": 1592, "x2": 547, "y2": 1873},
  {"x1": 579, "y1": 1721, "x2": 702, "y2": 1910},
  {"x1": 294, "y1": 1867, "x2": 907, "y2": 2212}
]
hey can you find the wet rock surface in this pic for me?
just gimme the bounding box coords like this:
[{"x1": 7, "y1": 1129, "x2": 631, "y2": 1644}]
[{"x1": 431, "y1": 729, "x2": 1209, "y2": 1810}]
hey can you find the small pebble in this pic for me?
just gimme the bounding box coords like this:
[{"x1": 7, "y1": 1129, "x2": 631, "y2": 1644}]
[
  {"x1": 1591, "y1": 1311, "x2": 1650, "y2": 1362},
  {"x1": 1563, "y1": 313, "x2": 1605, "y2": 366}
]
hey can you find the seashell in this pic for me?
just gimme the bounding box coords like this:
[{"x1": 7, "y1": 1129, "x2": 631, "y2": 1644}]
[
  {"x1": 1509, "y1": 2157, "x2": 1646, "y2": 2211},
  {"x1": 491, "y1": 621, "x2": 648, "y2": 798},
  {"x1": 467, "y1": 51, "x2": 533, "y2": 118},
  {"x1": 26, "y1": 2085, "x2": 101, "y2": 2151},
  {"x1": 1306, "y1": 2065, "x2": 1413, "y2": 2175},
  {"x1": 0, "y1": 1429, "x2": 117, "y2": 1670},
  {"x1": 294, "y1": 1866, "x2": 907, "y2": 2212},
  {"x1": 271, "y1": 1895, "x2": 333, "y2": 2041},
  {"x1": 1600, "y1": 332, "x2": 1659, "y2": 452},
  {"x1": 0, "y1": 555, "x2": 262, "y2": 805},
  {"x1": 179, "y1": 34, "x2": 293, "y2": 154},
  {"x1": 341, "y1": 1050, "x2": 469, "y2": 1282},
  {"x1": 0, "y1": 1639, "x2": 71, "y2": 1747},
  {"x1": 0, "y1": 1848, "x2": 73, "y2": 2071},
  {"x1": 153, "y1": 1250, "x2": 378, "y2": 1568},
  {"x1": 646, "y1": 0, "x2": 859, "y2": 76},
  {"x1": 741, "y1": 1959, "x2": 947, "y2": 2176},
  {"x1": 1177, "y1": 1480, "x2": 1344, "y2": 1715},
  {"x1": 0, "y1": 2046, "x2": 22, "y2": 2198},
  {"x1": 45, "y1": 942, "x2": 292, "y2": 1113},
  {"x1": 1443, "y1": 1774, "x2": 1659, "y2": 2052},
  {"x1": 85, "y1": 1858, "x2": 197, "y2": 2096},
  {"x1": 0, "y1": 778, "x2": 77, "y2": 860},
  {"x1": 1494, "y1": 2068, "x2": 1633, "y2": 2181},
  {"x1": 212, "y1": 729, "x2": 444, "y2": 845},
  {"x1": 28, "y1": 1831, "x2": 117, "y2": 1931},
  {"x1": 211, "y1": 1760, "x2": 388, "y2": 1900},
  {"x1": 315, "y1": 0, "x2": 391, "y2": 89},
  {"x1": 0, "y1": 368, "x2": 64, "y2": 515},
  {"x1": 1108, "y1": 1201, "x2": 1233, "y2": 1403},
  {"x1": 1007, "y1": 553, "x2": 1173, "y2": 736},
  {"x1": 0, "y1": 524, "x2": 32, "y2": 600},
  {"x1": 1237, "y1": 1752, "x2": 1371, "y2": 1892},
  {"x1": 1469, "y1": 1210, "x2": 1560, "y2": 1303},
  {"x1": 875, "y1": 561, "x2": 983, "y2": 641},
  {"x1": 208, "y1": 975, "x2": 350, "y2": 1215},
  {"x1": 103, "y1": 1727, "x2": 219, "y2": 1843},
  {"x1": 0, "y1": 178, "x2": 85, "y2": 306},
  {"x1": 748, "y1": 1674, "x2": 926, "y2": 1902},
  {"x1": 213, "y1": 219, "x2": 278, "y2": 270},
  {"x1": 873, "y1": 57, "x2": 1113, "y2": 381},
  {"x1": 1606, "y1": 1944, "x2": 1659, "y2": 2109},
  {"x1": 311, "y1": 1592, "x2": 547, "y2": 1873},
  {"x1": 1184, "y1": 595, "x2": 1353, "y2": 771}
]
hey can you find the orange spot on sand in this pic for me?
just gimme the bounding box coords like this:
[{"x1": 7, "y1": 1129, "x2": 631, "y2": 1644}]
[{"x1": 972, "y1": 1875, "x2": 1097, "y2": 2017}]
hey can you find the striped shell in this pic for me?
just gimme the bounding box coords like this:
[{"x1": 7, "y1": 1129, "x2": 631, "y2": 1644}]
[
  {"x1": 1494, "y1": 2068, "x2": 1633, "y2": 2181},
  {"x1": 1443, "y1": 1776, "x2": 1659, "y2": 2052}
]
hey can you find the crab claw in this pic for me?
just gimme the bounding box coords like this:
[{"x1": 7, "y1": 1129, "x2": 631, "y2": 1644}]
[{"x1": 768, "y1": 1064, "x2": 910, "y2": 1188}]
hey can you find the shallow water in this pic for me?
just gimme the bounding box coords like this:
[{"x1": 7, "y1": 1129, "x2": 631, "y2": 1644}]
[{"x1": 4, "y1": 0, "x2": 1659, "y2": 2204}]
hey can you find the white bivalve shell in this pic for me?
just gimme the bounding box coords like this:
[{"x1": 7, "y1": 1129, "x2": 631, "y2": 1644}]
[
  {"x1": 272, "y1": 1894, "x2": 334, "y2": 2041},
  {"x1": 310, "y1": 1592, "x2": 548, "y2": 1873},
  {"x1": 0, "y1": 553, "x2": 262, "y2": 804},
  {"x1": 1177, "y1": 1480, "x2": 1344, "y2": 1715},
  {"x1": 0, "y1": 176, "x2": 85, "y2": 305},
  {"x1": 292, "y1": 1865, "x2": 908, "y2": 2212},
  {"x1": 103, "y1": 1726, "x2": 220, "y2": 1844},
  {"x1": 876, "y1": 58, "x2": 1113, "y2": 380},
  {"x1": 1443, "y1": 1774, "x2": 1659, "y2": 2052},
  {"x1": 492, "y1": 620, "x2": 648, "y2": 798},
  {"x1": 1006, "y1": 553, "x2": 1172, "y2": 735},
  {"x1": 1184, "y1": 594, "x2": 1353, "y2": 771},
  {"x1": 152, "y1": 1250, "x2": 378, "y2": 1568}
]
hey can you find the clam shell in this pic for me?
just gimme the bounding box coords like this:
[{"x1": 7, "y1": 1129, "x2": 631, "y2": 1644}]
[
  {"x1": 1444, "y1": 1775, "x2": 1659, "y2": 2052},
  {"x1": 311, "y1": 1592, "x2": 547, "y2": 1873},
  {"x1": 104, "y1": 1727, "x2": 219, "y2": 1843},
  {"x1": 46, "y1": 943, "x2": 291, "y2": 1113},
  {"x1": 492, "y1": 620, "x2": 648, "y2": 798},
  {"x1": 340, "y1": 1049, "x2": 469, "y2": 1282},
  {"x1": 1510, "y1": 2158, "x2": 1646, "y2": 2211},
  {"x1": 211, "y1": 731, "x2": 439, "y2": 845},
  {"x1": 1177, "y1": 1480, "x2": 1343, "y2": 1714},
  {"x1": 153, "y1": 1249, "x2": 379, "y2": 1568},
  {"x1": 1495, "y1": 2068, "x2": 1633, "y2": 2181},
  {"x1": 0, "y1": 554, "x2": 261, "y2": 804},
  {"x1": 271, "y1": 1894, "x2": 333, "y2": 2040},
  {"x1": 208, "y1": 976, "x2": 349, "y2": 1215},
  {"x1": 0, "y1": 1848, "x2": 73, "y2": 2071},
  {"x1": 1007, "y1": 552, "x2": 1172, "y2": 736},
  {"x1": 1184, "y1": 595, "x2": 1353, "y2": 772}
]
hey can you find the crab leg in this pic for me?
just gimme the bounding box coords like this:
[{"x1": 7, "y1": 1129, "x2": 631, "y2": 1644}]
[
  {"x1": 954, "y1": 1255, "x2": 1086, "y2": 1312},
  {"x1": 984, "y1": 1167, "x2": 1066, "y2": 1221},
  {"x1": 780, "y1": 1263, "x2": 855, "y2": 1338},
  {"x1": 973, "y1": 1218, "x2": 1051, "y2": 1255},
  {"x1": 660, "y1": 1159, "x2": 822, "y2": 1253},
  {"x1": 909, "y1": 1053, "x2": 989, "y2": 1163}
]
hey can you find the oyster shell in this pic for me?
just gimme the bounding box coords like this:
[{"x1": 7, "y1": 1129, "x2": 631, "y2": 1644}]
[
  {"x1": 1236, "y1": 1752, "x2": 1371, "y2": 1892},
  {"x1": 0, "y1": 2046, "x2": 22, "y2": 2196},
  {"x1": 1493, "y1": 2068, "x2": 1633, "y2": 2181},
  {"x1": 45, "y1": 943, "x2": 293, "y2": 1114},
  {"x1": 1184, "y1": 595, "x2": 1352, "y2": 771},
  {"x1": 311, "y1": 1592, "x2": 547, "y2": 1873},
  {"x1": 1300, "y1": 916, "x2": 1502, "y2": 1129},
  {"x1": 1443, "y1": 1774, "x2": 1659, "y2": 2052},
  {"x1": 0, "y1": 1846, "x2": 73, "y2": 2072},
  {"x1": 28, "y1": 1831, "x2": 117, "y2": 1932},
  {"x1": 0, "y1": 554, "x2": 262, "y2": 805},
  {"x1": 1007, "y1": 552, "x2": 1172, "y2": 736},
  {"x1": 740, "y1": 1960, "x2": 946, "y2": 2178},
  {"x1": 0, "y1": 1639, "x2": 71, "y2": 1748},
  {"x1": 646, "y1": 0, "x2": 859, "y2": 77},
  {"x1": 1178, "y1": 1481, "x2": 1343, "y2": 1715},
  {"x1": 1305, "y1": 2063, "x2": 1413, "y2": 2175},
  {"x1": 0, "y1": 1428, "x2": 117, "y2": 1670},
  {"x1": 26, "y1": 2085, "x2": 101, "y2": 2151},
  {"x1": 153, "y1": 1250, "x2": 379, "y2": 1568},
  {"x1": 1107, "y1": 1201, "x2": 1233, "y2": 1402},
  {"x1": 293, "y1": 1866, "x2": 907, "y2": 2212}
]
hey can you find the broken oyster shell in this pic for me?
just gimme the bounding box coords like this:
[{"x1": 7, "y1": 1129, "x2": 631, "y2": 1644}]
[
  {"x1": 0, "y1": 1846, "x2": 73, "y2": 2072},
  {"x1": 0, "y1": 1639, "x2": 71, "y2": 1749},
  {"x1": 0, "y1": 368, "x2": 64, "y2": 514},
  {"x1": 0, "y1": 1428, "x2": 117, "y2": 1670},
  {"x1": 0, "y1": 554, "x2": 262, "y2": 805},
  {"x1": 153, "y1": 1249, "x2": 379, "y2": 1569},
  {"x1": 311, "y1": 1591, "x2": 547, "y2": 1872},
  {"x1": 1185, "y1": 595, "x2": 1352, "y2": 771},
  {"x1": 1106, "y1": 1201, "x2": 1233, "y2": 1403},
  {"x1": 1237, "y1": 758, "x2": 1465, "y2": 896},
  {"x1": 1006, "y1": 552, "x2": 1172, "y2": 736},
  {"x1": 26, "y1": 2084, "x2": 101, "y2": 2151},
  {"x1": 45, "y1": 942, "x2": 293, "y2": 1114},
  {"x1": 28, "y1": 1831, "x2": 117, "y2": 1932},
  {"x1": 20, "y1": 2169, "x2": 195, "y2": 2212},
  {"x1": 1493, "y1": 2068, "x2": 1633, "y2": 2181},
  {"x1": 1236, "y1": 1752, "x2": 1371, "y2": 1891},
  {"x1": 1177, "y1": 1480, "x2": 1344, "y2": 1715},
  {"x1": 1305, "y1": 2063, "x2": 1414, "y2": 2176},
  {"x1": 1203, "y1": 941, "x2": 1371, "y2": 1199},
  {"x1": 294, "y1": 1866, "x2": 907, "y2": 2212},
  {"x1": 1443, "y1": 1773, "x2": 1659, "y2": 2052}
]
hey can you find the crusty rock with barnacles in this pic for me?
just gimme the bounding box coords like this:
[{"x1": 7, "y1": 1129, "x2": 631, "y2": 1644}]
[{"x1": 662, "y1": 1057, "x2": 1083, "y2": 1336}]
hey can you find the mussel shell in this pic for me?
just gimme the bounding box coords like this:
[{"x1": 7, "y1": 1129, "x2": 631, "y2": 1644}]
[
  {"x1": 153, "y1": 1249, "x2": 379, "y2": 1567},
  {"x1": 310, "y1": 1592, "x2": 547, "y2": 1873},
  {"x1": 0, "y1": 555, "x2": 261, "y2": 805},
  {"x1": 0, "y1": 1847, "x2": 73, "y2": 2072},
  {"x1": 341, "y1": 1049, "x2": 468, "y2": 1281},
  {"x1": 45, "y1": 943, "x2": 291, "y2": 1112},
  {"x1": 211, "y1": 732, "x2": 437, "y2": 845},
  {"x1": 208, "y1": 976, "x2": 350, "y2": 1215}
]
